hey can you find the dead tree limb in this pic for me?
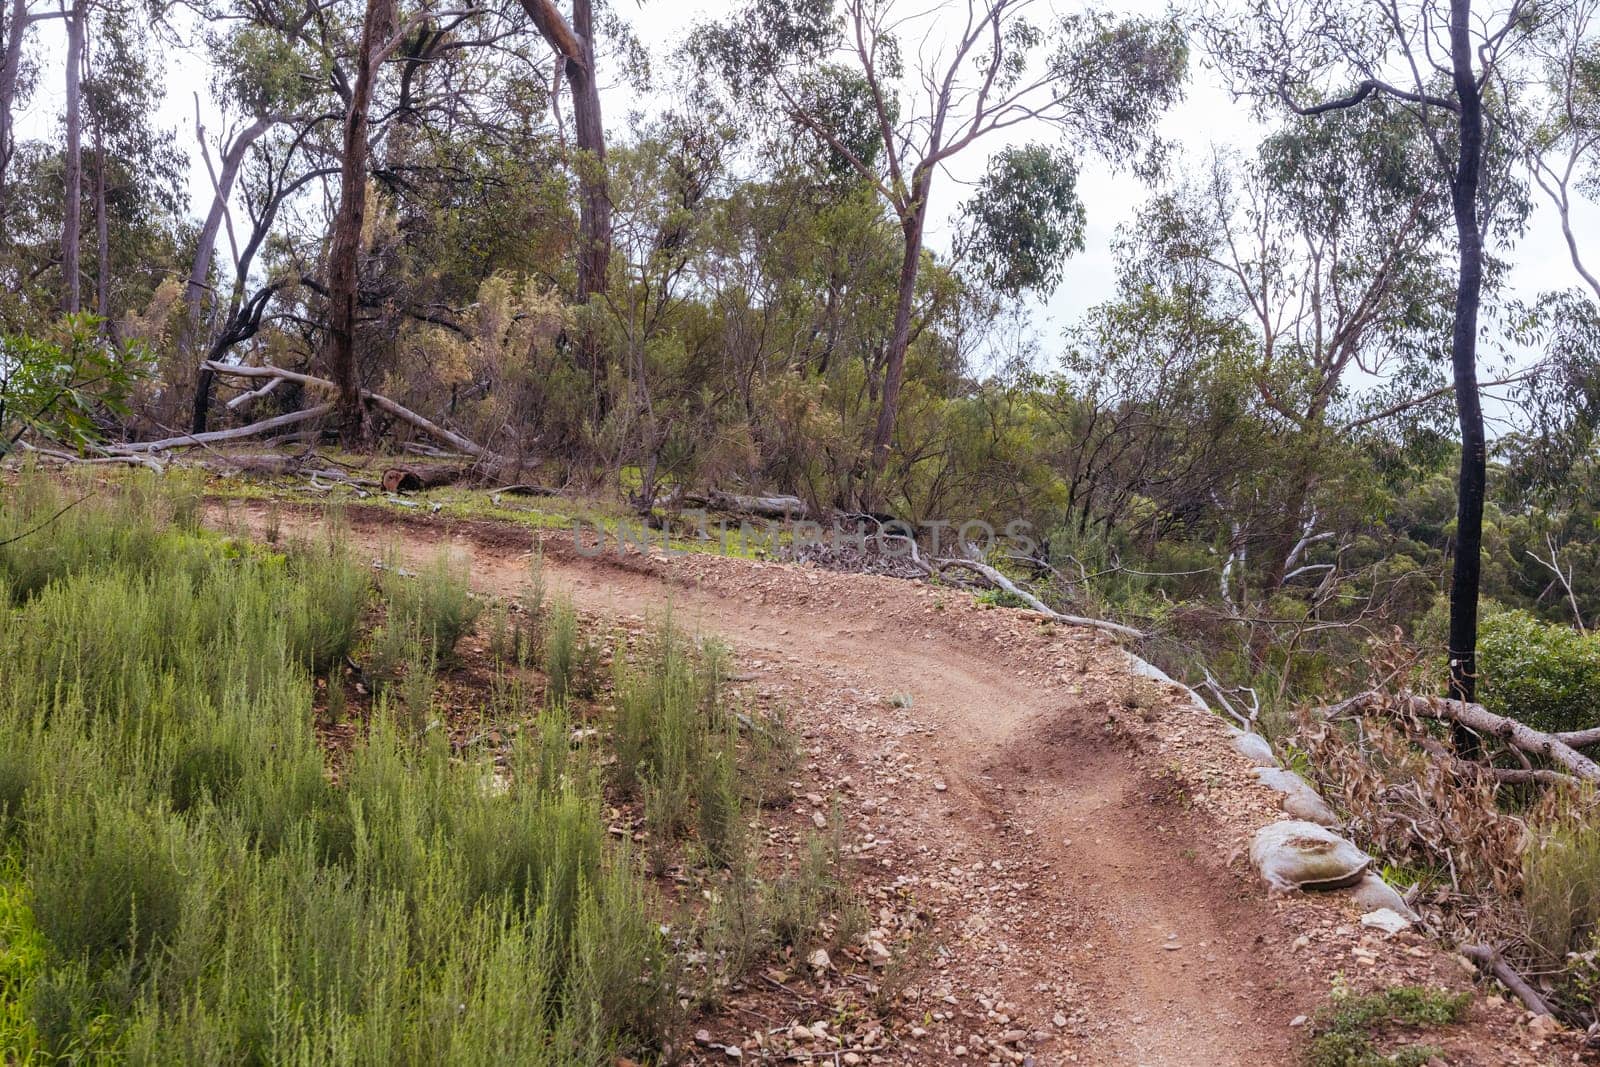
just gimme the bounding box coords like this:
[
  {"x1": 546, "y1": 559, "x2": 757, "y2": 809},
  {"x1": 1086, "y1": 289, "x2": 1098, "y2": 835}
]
[
  {"x1": 1322, "y1": 691, "x2": 1600, "y2": 782},
  {"x1": 679, "y1": 489, "x2": 810, "y2": 519},
  {"x1": 15, "y1": 441, "x2": 164, "y2": 470},
  {"x1": 1461, "y1": 944, "x2": 1554, "y2": 1017},
  {"x1": 225, "y1": 375, "x2": 285, "y2": 412},
  {"x1": 934, "y1": 552, "x2": 1147, "y2": 640},
  {"x1": 115, "y1": 404, "x2": 335, "y2": 453},
  {"x1": 1557, "y1": 726, "x2": 1600, "y2": 749},
  {"x1": 200, "y1": 361, "x2": 489, "y2": 458}
]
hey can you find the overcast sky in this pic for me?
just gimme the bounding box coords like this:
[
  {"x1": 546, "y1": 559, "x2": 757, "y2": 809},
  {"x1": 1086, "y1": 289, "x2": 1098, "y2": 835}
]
[{"x1": 13, "y1": 0, "x2": 1597, "y2": 359}]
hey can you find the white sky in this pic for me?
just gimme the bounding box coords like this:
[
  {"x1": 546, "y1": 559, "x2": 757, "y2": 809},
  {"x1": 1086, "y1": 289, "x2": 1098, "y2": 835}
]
[{"x1": 12, "y1": 0, "x2": 1596, "y2": 355}]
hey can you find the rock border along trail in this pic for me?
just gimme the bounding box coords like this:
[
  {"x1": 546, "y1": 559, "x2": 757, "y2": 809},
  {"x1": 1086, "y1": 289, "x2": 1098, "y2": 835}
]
[{"x1": 215, "y1": 499, "x2": 1572, "y2": 1066}]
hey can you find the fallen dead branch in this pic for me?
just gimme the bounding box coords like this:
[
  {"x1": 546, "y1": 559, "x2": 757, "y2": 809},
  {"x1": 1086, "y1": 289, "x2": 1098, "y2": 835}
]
[
  {"x1": 225, "y1": 375, "x2": 285, "y2": 413},
  {"x1": 200, "y1": 361, "x2": 490, "y2": 459},
  {"x1": 15, "y1": 441, "x2": 164, "y2": 471},
  {"x1": 934, "y1": 552, "x2": 1147, "y2": 640},
  {"x1": 1462, "y1": 944, "x2": 1554, "y2": 1016},
  {"x1": 1556, "y1": 726, "x2": 1600, "y2": 749},
  {"x1": 116, "y1": 403, "x2": 335, "y2": 453},
  {"x1": 678, "y1": 488, "x2": 811, "y2": 519},
  {"x1": 1320, "y1": 691, "x2": 1600, "y2": 783}
]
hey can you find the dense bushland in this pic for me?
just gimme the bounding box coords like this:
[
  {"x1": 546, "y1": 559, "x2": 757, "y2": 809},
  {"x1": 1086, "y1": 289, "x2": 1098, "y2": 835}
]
[{"x1": 0, "y1": 473, "x2": 848, "y2": 1062}]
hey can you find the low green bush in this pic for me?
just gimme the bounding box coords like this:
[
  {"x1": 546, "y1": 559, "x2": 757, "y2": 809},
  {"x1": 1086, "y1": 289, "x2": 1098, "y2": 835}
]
[
  {"x1": 0, "y1": 480, "x2": 674, "y2": 1063},
  {"x1": 1478, "y1": 610, "x2": 1600, "y2": 734},
  {"x1": 1523, "y1": 800, "x2": 1600, "y2": 979}
]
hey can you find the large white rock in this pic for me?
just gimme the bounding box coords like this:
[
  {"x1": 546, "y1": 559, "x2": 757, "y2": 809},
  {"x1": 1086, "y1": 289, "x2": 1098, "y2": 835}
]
[
  {"x1": 1252, "y1": 767, "x2": 1340, "y2": 826},
  {"x1": 1249, "y1": 820, "x2": 1372, "y2": 894},
  {"x1": 1228, "y1": 727, "x2": 1278, "y2": 768}
]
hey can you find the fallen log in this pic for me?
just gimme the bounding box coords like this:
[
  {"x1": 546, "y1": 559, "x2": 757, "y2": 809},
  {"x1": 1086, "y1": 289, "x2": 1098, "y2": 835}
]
[
  {"x1": 115, "y1": 404, "x2": 334, "y2": 453},
  {"x1": 382, "y1": 465, "x2": 470, "y2": 492},
  {"x1": 1322, "y1": 691, "x2": 1600, "y2": 783},
  {"x1": 203, "y1": 452, "x2": 313, "y2": 476},
  {"x1": 1462, "y1": 944, "x2": 1554, "y2": 1016},
  {"x1": 200, "y1": 361, "x2": 489, "y2": 459},
  {"x1": 493, "y1": 483, "x2": 563, "y2": 497},
  {"x1": 680, "y1": 489, "x2": 810, "y2": 519},
  {"x1": 934, "y1": 553, "x2": 1147, "y2": 641}
]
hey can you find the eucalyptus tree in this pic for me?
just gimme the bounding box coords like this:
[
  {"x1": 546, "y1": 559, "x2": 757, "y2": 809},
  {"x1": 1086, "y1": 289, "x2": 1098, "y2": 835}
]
[
  {"x1": 1522, "y1": 0, "x2": 1600, "y2": 301},
  {"x1": 695, "y1": 0, "x2": 1187, "y2": 476},
  {"x1": 1200, "y1": 0, "x2": 1539, "y2": 714},
  {"x1": 1117, "y1": 104, "x2": 1457, "y2": 595},
  {"x1": 518, "y1": 0, "x2": 608, "y2": 304}
]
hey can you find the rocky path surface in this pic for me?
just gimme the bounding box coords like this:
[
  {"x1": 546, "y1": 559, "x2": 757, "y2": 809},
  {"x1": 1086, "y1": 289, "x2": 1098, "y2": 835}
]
[{"x1": 215, "y1": 499, "x2": 1572, "y2": 1066}]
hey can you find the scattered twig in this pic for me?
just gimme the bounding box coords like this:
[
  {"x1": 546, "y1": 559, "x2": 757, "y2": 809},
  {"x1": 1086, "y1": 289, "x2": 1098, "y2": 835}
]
[{"x1": 0, "y1": 490, "x2": 94, "y2": 547}]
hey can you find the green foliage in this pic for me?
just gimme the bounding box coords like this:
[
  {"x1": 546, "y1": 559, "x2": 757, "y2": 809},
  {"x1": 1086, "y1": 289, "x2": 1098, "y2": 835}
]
[
  {"x1": 0, "y1": 481, "x2": 674, "y2": 1062},
  {"x1": 961, "y1": 144, "x2": 1086, "y2": 295},
  {"x1": 699, "y1": 828, "x2": 852, "y2": 997},
  {"x1": 542, "y1": 595, "x2": 603, "y2": 702},
  {"x1": 283, "y1": 530, "x2": 370, "y2": 674},
  {"x1": 0, "y1": 860, "x2": 47, "y2": 1062},
  {"x1": 1305, "y1": 986, "x2": 1469, "y2": 1067},
  {"x1": 1523, "y1": 799, "x2": 1600, "y2": 974},
  {"x1": 1479, "y1": 610, "x2": 1600, "y2": 733},
  {"x1": 0, "y1": 318, "x2": 139, "y2": 454},
  {"x1": 382, "y1": 551, "x2": 482, "y2": 665}
]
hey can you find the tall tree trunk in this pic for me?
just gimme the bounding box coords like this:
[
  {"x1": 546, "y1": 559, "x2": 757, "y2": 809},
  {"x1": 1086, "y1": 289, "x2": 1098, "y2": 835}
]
[
  {"x1": 567, "y1": 0, "x2": 607, "y2": 305},
  {"x1": 1446, "y1": 0, "x2": 1487, "y2": 749},
  {"x1": 0, "y1": 0, "x2": 28, "y2": 232},
  {"x1": 94, "y1": 125, "x2": 107, "y2": 316},
  {"x1": 322, "y1": 0, "x2": 394, "y2": 446},
  {"x1": 182, "y1": 114, "x2": 272, "y2": 357},
  {"x1": 870, "y1": 180, "x2": 928, "y2": 469},
  {"x1": 59, "y1": 0, "x2": 83, "y2": 314},
  {"x1": 91, "y1": 23, "x2": 108, "y2": 328},
  {"x1": 518, "y1": 0, "x2": 611, "y2": 405}
]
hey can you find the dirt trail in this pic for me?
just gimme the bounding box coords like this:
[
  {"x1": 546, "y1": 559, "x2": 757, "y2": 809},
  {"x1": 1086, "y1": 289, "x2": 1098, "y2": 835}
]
[{"x1": 211, "y1": 499, "x2": 1522, "y2": 1066}]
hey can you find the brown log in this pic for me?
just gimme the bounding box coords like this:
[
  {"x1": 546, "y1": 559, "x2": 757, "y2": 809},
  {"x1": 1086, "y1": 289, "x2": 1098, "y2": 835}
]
[{"x1": 382, "y1": 465, "x2": 470, "y2": 492}]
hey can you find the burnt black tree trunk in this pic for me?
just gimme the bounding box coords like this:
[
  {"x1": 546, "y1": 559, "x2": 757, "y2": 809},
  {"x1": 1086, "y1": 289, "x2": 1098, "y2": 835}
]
[{"x1": 1445, "y1": 0, "x2": 1487, "y2": 751}]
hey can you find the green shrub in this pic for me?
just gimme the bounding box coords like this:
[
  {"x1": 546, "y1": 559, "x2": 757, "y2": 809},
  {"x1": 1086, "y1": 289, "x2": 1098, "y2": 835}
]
[
  {"x1": 384, "y1": 551, "x2": 482, "y2": 664},
  {"x1": 543, "y1": 595, "x2": 602, "y2": 701},
  {"x1": 284, "y1": 535, "x2": 369, "y2": 674},
  {"x1": 1479, "y1": 610, "x2": 1600, "y2": 734},
  {"x1": 0, "y1": 480, "x2": 675, "y2": 1063},
  {"x1": 0, "y1": 861, "x2": 47, "y2": 1061},
  {"x1": 1305, "y1": 986, "x2": 1469, "y2": 1067},
  {"x1": 1523, "y1": 802, "x2": 1600, "y2": 967}
]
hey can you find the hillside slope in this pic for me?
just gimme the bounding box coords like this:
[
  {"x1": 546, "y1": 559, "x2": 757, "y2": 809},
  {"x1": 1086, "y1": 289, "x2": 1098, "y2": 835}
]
[{"x1": 215, "y1": 498, "x2": 1573, "y2": 1066}]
